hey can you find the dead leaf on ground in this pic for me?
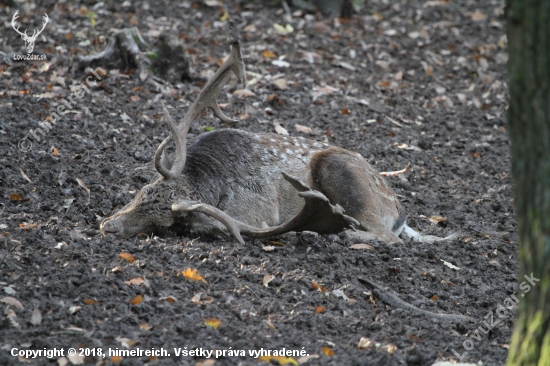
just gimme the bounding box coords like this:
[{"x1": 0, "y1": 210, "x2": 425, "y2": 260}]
[
  {"x1": 20, "y1": 169, "x2": 32, "y2": 183},
  {"x1": 108, "y1": 356, "x2": 121, "y2": 365},
  {"x1": 316, "y1": 306, "x2": 325, "y2": 314},
  {"x1": 1, "y1": 296, "x2": 24, "y2": 309},
  {"x1": 274, "y1": 122, "x2": 289, "y2": 136},
  {"x1": 181, "y1": 268, "x2": 206, "y2": 282},
  {"x1": 124, "y1": 277, "x2": 144, "y2": 285},
  {"x1": 10, "y1": 194, "x2": 21, "y2": 201},
  {"x1": 262, "y1": 274, "x2": 275, "y2": 287},
  {"x1": 430, "y1": 294, "x2": 439, "y2": 302},
  {"x1": 76, "y1": 178, "x2": 90, "y2": 193},
  {"x1": 349, "y1": 244, "x2": 374, "y2": 250},
  {"x1": 429, "y1": 215, "x2": 447, "y2": 224},
  {"x1": 31, "y1": 308, "x2": 42, "y2": 325},
  {"x1": 68, "y1": 354, "x2": 85, "y2": 365},
  {"x1": 84, "y1": 298, "x2": 99, "y2": 305},
  {"x1": 233, "y1": 89, "x2": 256, "y2": 97},
  {"x1": 272, "y1": 78, "x2": 288, "y2": 90},
  {"x1": 159, "y1": 296, "x2": 177, "y2": 303},
  {"x1": 311, "y1": 281, "x2": 327, "y2": 292},
  {"x1": 265, "y1": 318, "x2": 276, "y2": 329},
  {"x1": 385, "y1": 344, "x2": 397, "y2": 354},
  {"x1": 130, "y1": 295, "x2": 143, "y2": 305},
  {"x1": 258, "y1": 356, "x2": 297, "y2": 365},
  {"x1": 140, "y1": 323, "x2": 152, "y2": 331},
  {"x1": 357, "y1": 337, "x2": 373, "y2": 349},
  {"x1": 119, "y1": 252, "x2": 135, "y2": 263},
  {"x1": 18, "y1": 223, "x2": 37, "y2": 229},
  {"x1": 262, "y1": 50, "x2": 276, "y2": 58},
  {"x1": 441, "y1": 259, "x2": 461, "y2": 270},
  {"x1": 205, "y1": 318, "x2": 222, "y2": 329},
  {"x1": 471, "y1": 11, "x2": 487, "y2": 21},
  {"x1": 294, "y1": 124, "x2": 312, "y2": 134},
  {"x1": 320, "y1": 347, "x2": 334, "y2": 356}
]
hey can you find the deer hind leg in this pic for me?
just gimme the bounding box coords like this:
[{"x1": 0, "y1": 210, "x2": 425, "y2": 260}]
[{"x1": 310, "y1": 150, "x2": 405, "y2": 245}]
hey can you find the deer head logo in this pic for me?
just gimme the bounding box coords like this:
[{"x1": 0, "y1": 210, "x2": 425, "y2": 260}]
[{"x1": 12, "y1": 11, "x2": 49, "y2": 54}]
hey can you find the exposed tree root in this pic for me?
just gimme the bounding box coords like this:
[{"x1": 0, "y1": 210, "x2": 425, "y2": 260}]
[
  {"x1": 74, "y1": 27, "x2": 190, "y2": 86},
  {"x1": 358, "y1": 276, "x2": 476, "y2": 323}
]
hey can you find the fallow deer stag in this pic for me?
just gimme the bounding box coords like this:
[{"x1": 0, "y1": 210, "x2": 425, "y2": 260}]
[{"x1": 100, "y1": 23, "x2": 456, "y2": 245}]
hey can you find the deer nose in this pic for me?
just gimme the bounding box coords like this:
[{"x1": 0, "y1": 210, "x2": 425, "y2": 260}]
[{"x1": 100, "y1": 220, "x2": 117, "y2": 234}]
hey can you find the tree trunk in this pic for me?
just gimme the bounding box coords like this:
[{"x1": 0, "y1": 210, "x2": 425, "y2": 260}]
[{"x1": 506, "y1": 1, "x2": 550, "y2": 365}]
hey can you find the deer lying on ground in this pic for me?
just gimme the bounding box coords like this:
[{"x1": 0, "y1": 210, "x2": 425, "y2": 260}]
[{"x1": 100, "y1": 23, "x2": 456, "y2": 245}]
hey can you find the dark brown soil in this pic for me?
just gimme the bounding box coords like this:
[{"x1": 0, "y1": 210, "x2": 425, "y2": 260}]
[{"x1": 0, "y1": 0, "x2": 514, "y2": 365}]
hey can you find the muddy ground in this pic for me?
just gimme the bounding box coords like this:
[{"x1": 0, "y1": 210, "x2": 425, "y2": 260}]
[{"x1": 0, "y1": 0, "x2": 515, "y2": 365}]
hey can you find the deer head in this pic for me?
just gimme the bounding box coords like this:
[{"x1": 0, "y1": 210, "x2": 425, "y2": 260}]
[
  {"x1": 100, "y1": 22, "x2": 246, "y2": 238},
  {"x1": 12, "y1": 11, "x2": 49, "y2": 54}
]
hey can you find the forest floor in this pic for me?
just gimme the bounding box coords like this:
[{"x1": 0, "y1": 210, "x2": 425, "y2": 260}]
[{"x1": 0, "y1": 0, "x2": 515, "y2": 365}]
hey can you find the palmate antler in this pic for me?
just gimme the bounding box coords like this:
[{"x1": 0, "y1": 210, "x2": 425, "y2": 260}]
[
  {"x1": 155, "y1": 21, "x2": 358, "y2": 243},
  {"x1": 154, "y1": 21, "x2": 246, "y2": 180},
  {"x1": 172, "y1": 173, "x2": 359, "y2": 244}
]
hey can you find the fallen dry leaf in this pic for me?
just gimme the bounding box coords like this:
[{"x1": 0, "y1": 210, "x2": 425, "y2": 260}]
[
  {"x1": 31, "y1": 308, "x2": 42, "y2": 325},
  {"x1": 1, "y1": 296, "x2": 24, "y2": 309},
  {"x1": 10, "y1": 194, "x2": 21, "y2": 201},
  {"x1": 160, "y1": 296, "x2": 177, "y2": 303},
  {"x1": 430, "y1": 295, "x2": 438, "y2": 302},
  {"x1": 140, "y1": 323, "x2": 152, "y2": 331},
  {"x1": 441, "y1": 259, "x2": 461, "y2": 270},
  {"x1": 18, "y1": 223, "x2": 37, "y2": 230},
  {"x1": 349, "y1": 244, "x2": 374, "y2": 250},
  {"x1": 182, "y1": 268, "x2": 206, "y2": 282},
  {"x1": 124, "y1": 277, "x2": 144, "y2": 285},
  {"x1": 471, "y1": 10, "x2": 487, "y2": 21},
  {"x1": 265, "y1": 318, "x2": 276, "y2": 329},
  {"x1": 385, "y1": 344, "x2": 397, "y2": 354},
  {"x1": 429, "y1": 215, "x2": 447, "y2": 224},
  {"x1": 262, "y1": 274, "x2": 275, "y2": 287},
  {"x1": 20, "y1": 169, "x2": 32, "y2": 183},
  {"x1": 84, "y1": 298, "x2": 99, "y2": 305},
  {"x1": 76, "y1": 178, "x2": 90, "y2": 193},
  {"x1": 380, "y1": 162, "x2": 410, "y2": 177},
  {"x1": 320, "y1": 347, "x2": 334, "y2": 357},
  {"x1": 311, "y1": 281, "x2": 327, "y2": 292},
  {"x1": 109, "y1": 356, "x2": 122, "y2": 365},
  {"x1": 119, "y1": 252, "x2": 135, "y2": 263},
  {"x1": 68, "y1": 354, "x2": 85, "y2": 365},
  {"x1": 53, "y1": 147, "x2": 59, "y2": 156},
  {"x1": 341, "y1": 107, "x2": 350, "y2": 115},
  {"x1": 233, "y1": 89, "x2": 256, "y2": 97},
  {"x1": 357, "y1": 337, "x2": 373, "y2": 349},
  {"x1": 191, "y1": 293, "x2": 203, "y2": 304},
  {"x1": 130, "y1": 294, "x2": 143, "y2": 305},
  {"x1": 262, "y1": 50, "x2": 276, "y2": 58},
  {"x1": 272, "y1": 78, "x2": 288, "y2": 90},
  {"x1": 258, "y1": 356, "x2": 297, "y2": 365},
  {"x1": 274, "y1": 122, "x2": 289, "y2": 136},
  {"x1": 294, "y1": 124, "x2": 312, "y2": 134},
  {"x1": 205, "y1": 318, "x2": 222, "y2": 329},
  {"x1": 315, "y1": 306, "x2": 325, "y2": 314}
]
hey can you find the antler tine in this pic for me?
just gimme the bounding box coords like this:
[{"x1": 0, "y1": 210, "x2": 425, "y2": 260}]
[
  {"x1": 11, "y1": 11, "x2": 25, "y2": 36},
  {"x1": 164, "y1": 21, "x2": 246, "y2": 178}
]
